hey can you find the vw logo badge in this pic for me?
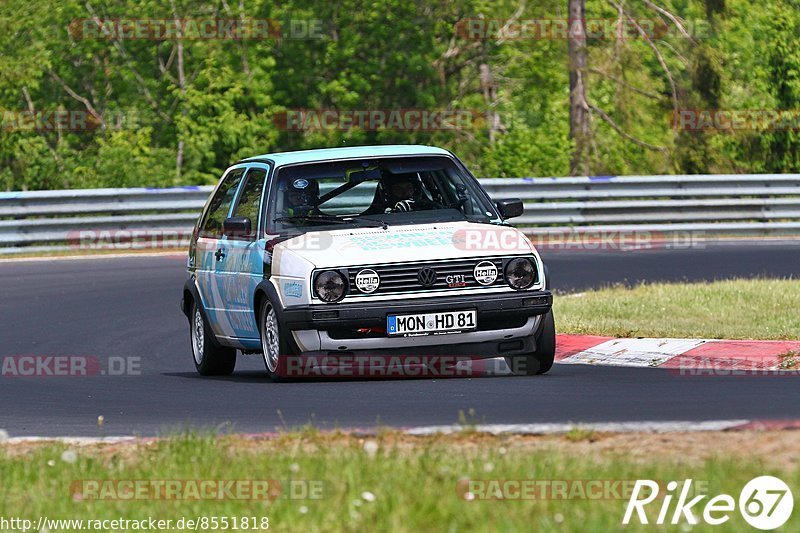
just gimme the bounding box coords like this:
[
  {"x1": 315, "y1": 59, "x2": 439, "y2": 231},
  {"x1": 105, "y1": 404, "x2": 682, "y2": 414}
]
[{"x1": 417, "y1": 267, "x2": 437, "y2": 287}]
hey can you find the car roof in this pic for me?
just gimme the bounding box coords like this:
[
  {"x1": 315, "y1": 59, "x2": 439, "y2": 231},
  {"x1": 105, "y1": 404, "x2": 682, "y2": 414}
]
[{"x1": 240, "y1": 145, "x2": 452, "y2": 167}]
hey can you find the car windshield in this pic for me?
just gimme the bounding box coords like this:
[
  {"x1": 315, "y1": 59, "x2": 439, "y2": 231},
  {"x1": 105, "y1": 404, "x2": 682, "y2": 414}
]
[{"x1": 269, "y1": 155, "x2": 500, "y2": 231}]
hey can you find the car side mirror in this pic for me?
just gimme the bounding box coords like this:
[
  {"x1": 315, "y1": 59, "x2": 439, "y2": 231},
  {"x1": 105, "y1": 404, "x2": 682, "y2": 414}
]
[
  {"x1": 495, "y1": 198, "x2": 524, "y2": 219},
  {"x1": 223, "y1": 217, "x2": 252, "y2": 238}
]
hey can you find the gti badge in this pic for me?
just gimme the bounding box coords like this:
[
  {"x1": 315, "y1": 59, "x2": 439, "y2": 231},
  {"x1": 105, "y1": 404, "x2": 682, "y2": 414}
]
[
  {"x1": 355, "y1": 268, "x2": 380, "y2": 293},
  {"x1": 473, "y1": 261, "x2": 498, "y2": 285},
  {"x1": 446, "y1": 274, "x2": 467, "y2": 288}
]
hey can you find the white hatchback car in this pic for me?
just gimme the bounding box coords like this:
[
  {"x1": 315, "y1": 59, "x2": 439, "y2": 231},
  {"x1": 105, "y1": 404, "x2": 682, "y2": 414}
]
[{"x1": 182, "y1": 145, "x2": 554, "y2": 380}]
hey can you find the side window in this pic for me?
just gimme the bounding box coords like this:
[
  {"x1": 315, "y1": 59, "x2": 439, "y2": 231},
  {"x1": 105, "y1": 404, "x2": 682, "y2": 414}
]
[
  {"x1": 199, "y1": 168, "x2": 246, "y2": 238},
  {"x1": 429, "y1": 170, "x2": 482, "y2": 216},
  {"x1": 230, "y1": 168, "x2": 268, "y2": 237}
]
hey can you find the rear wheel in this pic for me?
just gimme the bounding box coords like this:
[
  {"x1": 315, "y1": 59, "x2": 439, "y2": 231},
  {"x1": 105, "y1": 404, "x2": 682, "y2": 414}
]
[
  {"x1": 190, "y1": 301, "x2": 236, "y2": 376},
  {"x1": 505, "y1": 310, "x2": 556, "y2": 376}
]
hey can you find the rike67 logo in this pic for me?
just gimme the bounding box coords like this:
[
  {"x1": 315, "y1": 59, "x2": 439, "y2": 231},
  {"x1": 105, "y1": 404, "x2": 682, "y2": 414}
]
[{"x1": 623, "y1": 476, "x2": 793, "y2": 530}]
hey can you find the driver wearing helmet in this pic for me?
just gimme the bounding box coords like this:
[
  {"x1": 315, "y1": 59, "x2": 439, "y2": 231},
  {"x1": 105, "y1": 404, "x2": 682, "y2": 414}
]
[
  {"x1": 382, "y1": 174, "x2": 438, "y2": 213},
  {"x1": 283, "y1": 178, "x2": 320, "y2": 217}
]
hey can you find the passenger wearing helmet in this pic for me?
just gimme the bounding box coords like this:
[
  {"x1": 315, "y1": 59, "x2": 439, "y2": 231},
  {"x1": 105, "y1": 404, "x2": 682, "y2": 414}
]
[
  {"x1": 283, "y1": 178, "x2": 320, "y2": 217},
  {"x1": 382, "y1": 174, "x2": 439, "y2": 213}
]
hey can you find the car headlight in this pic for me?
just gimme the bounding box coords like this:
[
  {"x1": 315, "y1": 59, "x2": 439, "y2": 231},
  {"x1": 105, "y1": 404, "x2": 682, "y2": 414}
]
[
  {"x1": 314, "y1": 270, "x2": 347, "y2": 302},
  {"x1": 505, "y1": 257, "x2": 536, "y2": 290}
]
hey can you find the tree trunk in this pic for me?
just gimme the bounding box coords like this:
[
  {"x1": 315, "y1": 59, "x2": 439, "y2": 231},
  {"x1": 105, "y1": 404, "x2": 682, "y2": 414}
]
[
  {"x1": 568, "y1": 0, "x2": 590, "y2": 175},
  {"x1": 173, "y1": 4, "x2": 187, "y2": 183},
  {"x1": 479, "y1": 63, "x2": 504, "y2": 144}
]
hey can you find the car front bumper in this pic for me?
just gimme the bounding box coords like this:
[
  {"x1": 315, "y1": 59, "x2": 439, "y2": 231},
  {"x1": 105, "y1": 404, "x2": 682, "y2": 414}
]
[{"x1": 280, "y1": 290, "x2": 553, "y2": 331}]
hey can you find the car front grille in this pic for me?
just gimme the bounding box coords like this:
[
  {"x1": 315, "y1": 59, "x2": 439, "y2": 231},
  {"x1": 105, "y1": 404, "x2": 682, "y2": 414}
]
[{"x1": 343, "y1": 256, "x2": 534, "y2": 296}]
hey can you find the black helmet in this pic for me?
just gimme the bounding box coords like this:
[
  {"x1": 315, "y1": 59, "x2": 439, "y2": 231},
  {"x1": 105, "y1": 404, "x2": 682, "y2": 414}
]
[
  {"x1": 284, "y1": 177, "x2": 320, "y2": 208},
  {"x1": 383, "y1": 174, "x2": 420, "y2": 202}
]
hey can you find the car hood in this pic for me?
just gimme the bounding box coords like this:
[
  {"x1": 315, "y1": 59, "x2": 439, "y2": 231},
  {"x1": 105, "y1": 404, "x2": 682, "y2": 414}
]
[{"x1": 275, "y1": 221, "x2": 536, "y2": 268}]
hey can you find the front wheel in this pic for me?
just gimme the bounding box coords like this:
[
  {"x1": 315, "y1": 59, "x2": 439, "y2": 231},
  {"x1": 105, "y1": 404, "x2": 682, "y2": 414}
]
[
  {"x1": 190, "y1": 302, "x2": 236, "y2": 376},
  {"x1": 259, "y1": 300, "x2": 292, "y2": 381},
  {"x1": 505, "y1": 310, "x2": 556, "y2": 376}
]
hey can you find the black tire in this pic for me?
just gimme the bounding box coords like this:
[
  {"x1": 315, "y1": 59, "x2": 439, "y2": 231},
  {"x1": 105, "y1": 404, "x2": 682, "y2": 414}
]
[
  {"x1": 189, "y1": 301, "x2": 236, "y2": 376},
  {"x1": 505, "y1": 310, "x2": 556, "y2": 376},
  {"x1": 259, "y1": 299, "x2": 293, "y2": 381}
]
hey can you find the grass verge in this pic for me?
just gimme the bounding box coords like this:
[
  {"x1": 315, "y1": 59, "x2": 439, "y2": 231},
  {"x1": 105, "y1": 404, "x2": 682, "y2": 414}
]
[
  {"x1": 1, "y1": 431, "x2": 798, "y2": 532},
  {"x1": 555, "y1": 278, "x2": 800, "y2": 340}
]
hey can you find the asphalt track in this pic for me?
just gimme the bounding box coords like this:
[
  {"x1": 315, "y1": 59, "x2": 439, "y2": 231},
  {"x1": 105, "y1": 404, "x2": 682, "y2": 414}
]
[{"x1": 1, "y1": 241, "x2": 798, "y2": 437}]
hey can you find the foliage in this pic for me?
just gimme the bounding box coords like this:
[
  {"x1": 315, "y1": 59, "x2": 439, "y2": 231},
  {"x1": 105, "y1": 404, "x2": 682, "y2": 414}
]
[{"x1": 1, "y1": 0, "x2": 799, "y2": 190}]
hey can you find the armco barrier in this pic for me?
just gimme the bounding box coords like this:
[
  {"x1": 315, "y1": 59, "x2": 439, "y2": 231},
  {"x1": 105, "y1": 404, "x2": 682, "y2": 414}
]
[{"x1": 1, "y1": 175, "x2": 799, "y2": 254}]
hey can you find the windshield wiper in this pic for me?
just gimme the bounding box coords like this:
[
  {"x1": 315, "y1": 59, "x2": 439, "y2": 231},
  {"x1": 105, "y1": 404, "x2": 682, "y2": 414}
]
[
  {"x1": 354, "y1": 216, "x2": 390, "y2": 229},
  {"x1": 274, "y1": 214, "x2": 389, "y2": 228},
  {"x1": 273, "y1": 214, "x2": 350, "y2": 225}
]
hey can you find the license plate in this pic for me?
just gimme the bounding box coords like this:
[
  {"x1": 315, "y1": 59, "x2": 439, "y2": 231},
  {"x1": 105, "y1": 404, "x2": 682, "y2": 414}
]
[{"x1": 386, "y1": 310, "x2": 477, "y2": 337}]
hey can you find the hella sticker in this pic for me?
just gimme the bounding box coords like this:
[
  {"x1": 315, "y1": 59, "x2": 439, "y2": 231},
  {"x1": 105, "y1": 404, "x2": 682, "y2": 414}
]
[
  {"x1": 355, "y1": 269, "x2": 380, "y2": 293},
  {"x1": 473, "y1": 261, "x2": 498, "y2": 285}
]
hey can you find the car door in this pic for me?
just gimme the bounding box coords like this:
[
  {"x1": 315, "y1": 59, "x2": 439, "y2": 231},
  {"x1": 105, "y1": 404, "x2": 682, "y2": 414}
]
[
  {"x1": 214, "y1": 164, "x2": 271, "y2": 346},
  {"x1": 194, "y1": 166, "x2": 247, "y2": 336}
]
